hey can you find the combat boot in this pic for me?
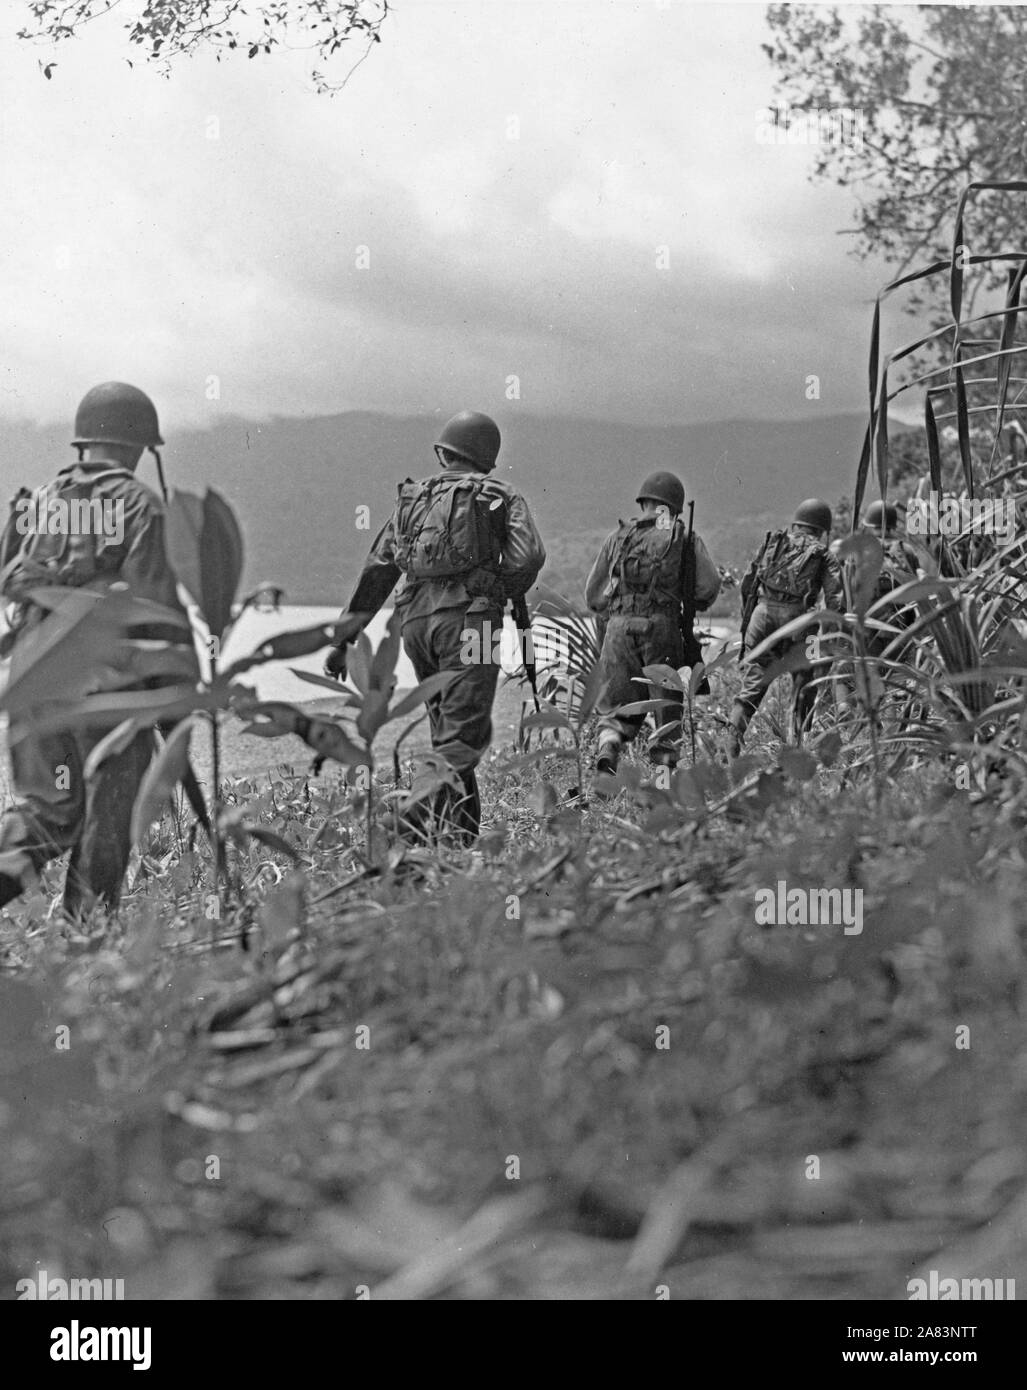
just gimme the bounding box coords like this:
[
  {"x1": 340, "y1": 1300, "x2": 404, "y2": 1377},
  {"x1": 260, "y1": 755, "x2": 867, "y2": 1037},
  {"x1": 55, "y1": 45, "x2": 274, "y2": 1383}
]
[{"x1": 594, "y1": 732, "x2": 622, "y2": 776}]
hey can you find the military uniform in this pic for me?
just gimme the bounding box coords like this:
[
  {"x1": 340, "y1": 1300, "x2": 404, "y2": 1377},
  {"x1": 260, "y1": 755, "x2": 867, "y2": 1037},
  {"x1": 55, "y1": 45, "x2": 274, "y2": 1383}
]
[
  {"x1": 329, "y1": 413, "x2": 544, "y2": 841},
  {"x1": 0, "y1": 386, "x2": 196, "y2": 916},
  {"x1": 585, "y1": 473, "x2": 720, "y2": 771},
  {"x1": 730, "y1": 514, "x2": 844, "y2": 751}
]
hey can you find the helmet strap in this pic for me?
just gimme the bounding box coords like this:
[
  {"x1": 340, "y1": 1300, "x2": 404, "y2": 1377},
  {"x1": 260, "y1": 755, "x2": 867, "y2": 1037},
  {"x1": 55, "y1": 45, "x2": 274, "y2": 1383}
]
[{"x1": 151, "y1": 447, "x2": 169, "y2": 503}]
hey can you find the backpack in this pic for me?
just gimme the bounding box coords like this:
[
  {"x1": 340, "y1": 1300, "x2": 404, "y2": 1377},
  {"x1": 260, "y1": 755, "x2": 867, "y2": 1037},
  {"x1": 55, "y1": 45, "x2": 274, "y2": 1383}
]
[
  {"x1": 0, "y1": 469, "x2": 130, "y2": 645},
  {"x1": 394, "y1": 473, "x2": 503, "y2": 581},
  {"x1": 755, "y1": 527, "x2": 828, "y2": 607},
  {"x1": 605, "y1": 515, "x2": 686, "y2": 612}
]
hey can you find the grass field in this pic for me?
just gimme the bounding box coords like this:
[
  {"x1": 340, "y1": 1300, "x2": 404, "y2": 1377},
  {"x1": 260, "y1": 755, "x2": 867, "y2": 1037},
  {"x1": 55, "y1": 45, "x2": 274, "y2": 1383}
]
[{"x1": 2, "y1": 641, "x2": 1025, "y2": 1301}]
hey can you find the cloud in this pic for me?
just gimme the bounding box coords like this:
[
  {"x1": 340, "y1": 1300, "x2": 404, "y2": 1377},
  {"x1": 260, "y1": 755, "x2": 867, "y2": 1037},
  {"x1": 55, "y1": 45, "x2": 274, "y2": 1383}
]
[{"x1": 0, "y1": 1, "x2": 888, "y2": 431}]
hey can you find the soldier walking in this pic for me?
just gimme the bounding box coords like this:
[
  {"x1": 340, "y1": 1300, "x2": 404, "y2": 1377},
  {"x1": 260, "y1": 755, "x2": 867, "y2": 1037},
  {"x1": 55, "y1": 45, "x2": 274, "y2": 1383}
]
[
  {"x1": 728, "y1": 498, "x2": 844, "y2": 756},
  {"x1": 324, "y1": 411, "x2": 545, "y2": 843},
  {"x1": 585, "y1": 471, "x2": 720, "y2": 775},
  {"x1": 0, "y1": 383, "x2": 198, "y2": 917}
]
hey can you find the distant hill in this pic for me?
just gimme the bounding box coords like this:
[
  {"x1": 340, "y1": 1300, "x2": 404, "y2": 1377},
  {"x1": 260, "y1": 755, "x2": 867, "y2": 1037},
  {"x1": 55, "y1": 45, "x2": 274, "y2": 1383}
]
[{"x1": 0, "y1": 410, "x2": 883, "y2": 604}]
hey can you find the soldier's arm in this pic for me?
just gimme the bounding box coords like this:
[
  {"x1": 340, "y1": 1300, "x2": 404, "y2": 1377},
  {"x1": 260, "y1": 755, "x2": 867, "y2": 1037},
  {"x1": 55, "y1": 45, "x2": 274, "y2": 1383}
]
[
  {"x1": 584, "y1": 533, "x2": 617, "y2": 612},
  {"x1": 345, "y1": 516, "x2": 402, "y2": 622},
  {"x1": 692, "y1": 535, "x2": 721, "y2": 611},
  {"x1": 496, "y1": 491, "x2": 545, "y2": 600}
]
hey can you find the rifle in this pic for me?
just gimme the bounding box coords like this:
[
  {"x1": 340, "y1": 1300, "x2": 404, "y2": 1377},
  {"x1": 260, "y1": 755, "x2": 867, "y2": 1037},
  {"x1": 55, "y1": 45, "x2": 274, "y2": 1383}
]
[
  {"x1": 680, "y1": 502, "x2": 710, "y2": 694},
  {"x1": 513, "y1": 593, "x2": 541, "y2": 712},
  {"x1": 738, "y1": 530, "x2": 771, "y2": 659}
]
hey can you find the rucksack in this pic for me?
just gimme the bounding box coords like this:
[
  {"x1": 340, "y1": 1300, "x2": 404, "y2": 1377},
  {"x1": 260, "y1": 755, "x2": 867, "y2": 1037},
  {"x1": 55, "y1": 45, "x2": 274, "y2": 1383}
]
[
  {"x1": 0, "y1": 468, "x2": 130, "y2": 641},
  {"x1": 755, "y1": 528, "x2": 828, "y2": 607},
  {"x1": 605, "y1": 515, "x2": 686, "y2": 611},
  {"x1": 394, "y1": 473, "x2": 503, "y2": 581}
]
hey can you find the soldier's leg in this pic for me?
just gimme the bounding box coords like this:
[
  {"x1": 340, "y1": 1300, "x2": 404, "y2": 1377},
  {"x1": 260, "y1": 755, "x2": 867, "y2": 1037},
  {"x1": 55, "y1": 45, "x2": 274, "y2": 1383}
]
[
  {"x1": 0, "y1": 723, "x2": 84, "y2": 905},
  {"x1": 402, "y1": 608, "x2": 500, "y2": 842},
  {"x1": 593, "y1": 617, "x2": 648, "y2": 772},
  {"x1": 728, "y1": 604, "x2": 780, "y2": 754},
  {"x1": 640, "y1": 615, "x2": 685, "y2": 768},
  {"x1": 65, "y1": 728, "x2": 155, "y2": 916}
]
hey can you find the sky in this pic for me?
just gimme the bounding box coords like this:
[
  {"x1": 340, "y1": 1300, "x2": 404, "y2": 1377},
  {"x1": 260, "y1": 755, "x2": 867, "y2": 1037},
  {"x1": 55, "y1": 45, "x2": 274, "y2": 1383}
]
[{"x1": 0, "y1": 1, "x2": 900, "y2": 432}]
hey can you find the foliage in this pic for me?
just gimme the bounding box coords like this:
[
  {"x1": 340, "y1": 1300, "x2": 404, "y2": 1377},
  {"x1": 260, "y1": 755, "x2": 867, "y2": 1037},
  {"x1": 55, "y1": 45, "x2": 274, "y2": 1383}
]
[{"x1": 18, "y1": 0, "x2": 390, "y2": 93}]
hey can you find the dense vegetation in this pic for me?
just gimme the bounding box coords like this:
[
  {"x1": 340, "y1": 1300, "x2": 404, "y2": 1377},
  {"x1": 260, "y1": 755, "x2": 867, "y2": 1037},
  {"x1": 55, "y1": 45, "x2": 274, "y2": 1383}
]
[{"x1": 4, "y1": 182, "x2": 1027, "y2": 1300}]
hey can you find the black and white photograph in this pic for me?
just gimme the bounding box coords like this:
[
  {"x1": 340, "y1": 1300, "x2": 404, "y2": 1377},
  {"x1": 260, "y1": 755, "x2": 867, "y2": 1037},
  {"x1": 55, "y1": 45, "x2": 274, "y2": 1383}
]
[{"x1": 1, "y1": 0, "x2": 1025, "y2": 1339}]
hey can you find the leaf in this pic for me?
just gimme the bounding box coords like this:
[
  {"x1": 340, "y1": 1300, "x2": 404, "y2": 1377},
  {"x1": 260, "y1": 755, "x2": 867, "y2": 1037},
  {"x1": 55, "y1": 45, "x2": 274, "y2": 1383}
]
[
  {"x1": 200, "y1": 489, "x2": 245, "y2": 638},
  {"x1": 0, "y1": 588, "x2": 132, "y2": 718},
  {"x1": 222, "y1": 613, "x2": 368, "y2": 679},
  {"x1": 346, "y1": 631, "x2": 374, "y2": 696},
  {"x1": 357, "y1": 689, "x2": 391, "y2": 744},
  {"x1": 370, "y1": 610, "x2": 402, "y2": 693},
  {"x1": 520, "y1": 704, "x2": 574, "y2": 734},
  {"x1": 613, "y1": 698, "x2": 680, "y2": 718},
  {"x1": 83, "y1": 717, "x2": 150, "y2": 781},
  {"x1": 641, "y1": 663, "x2": 684, "y2": 692},
  {"x1": 388, "y1": 670, "x2": 461, "y2": 721},
  {"x1": 288, "y1": 668, "x2": 359, "y2": 699},
  {"x1": 838, "y1": 531, "x2": 884, "y2": 621},
  {"x1": 130, "y1": 718, "x2": 196, "y2": 847}
]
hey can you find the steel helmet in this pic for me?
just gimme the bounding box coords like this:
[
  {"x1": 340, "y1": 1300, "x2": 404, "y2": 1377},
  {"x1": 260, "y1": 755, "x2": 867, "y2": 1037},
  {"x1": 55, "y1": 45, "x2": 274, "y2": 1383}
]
[
  {"x1": 72, "y1": 382, "x2": 163, "y2": 450},
  {"x1": 863, "y1": 500, "x2": 898, "y2": 533},
  {"x1": 636, "y1": 471, "x2": 685, "y2": 514},
  {"x1": 793, "y1": 498, "x2": 832, "y2": 533},
  {"x1": 434, "y1": 411, "x2": 501, "y2": 472}
]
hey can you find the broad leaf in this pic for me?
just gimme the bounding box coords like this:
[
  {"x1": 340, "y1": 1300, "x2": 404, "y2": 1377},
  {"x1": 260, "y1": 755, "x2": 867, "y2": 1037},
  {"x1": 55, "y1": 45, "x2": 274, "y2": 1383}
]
[
  {"x1": 388, "y1": 670, "x2": 461, "y2": 721},
  {"x1": 130, "y1": 717, "x2": 196, "y2": 847}
]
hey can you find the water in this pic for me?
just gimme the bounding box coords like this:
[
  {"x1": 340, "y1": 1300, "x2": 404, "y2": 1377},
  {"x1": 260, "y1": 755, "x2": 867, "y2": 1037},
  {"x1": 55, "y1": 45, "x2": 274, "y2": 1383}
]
[{"x1": 219, "y1": 606, "x2": 529, "y2": 702}]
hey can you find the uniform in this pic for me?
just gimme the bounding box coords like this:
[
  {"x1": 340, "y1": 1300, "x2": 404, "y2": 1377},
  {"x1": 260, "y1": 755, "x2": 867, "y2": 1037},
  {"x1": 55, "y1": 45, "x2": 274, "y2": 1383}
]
[
  {"x1": 730, "y1": 505, "x2": 844, "y2": 752},
  {"x1": 585, "y1": 472, "x2": 720, "y2": 771},
  {"x1": 327, "y1": 413, "x2": 544, "y2": 842},
  {"x1": 0, "y1": 384, "x2": 196, "y2": 916}
]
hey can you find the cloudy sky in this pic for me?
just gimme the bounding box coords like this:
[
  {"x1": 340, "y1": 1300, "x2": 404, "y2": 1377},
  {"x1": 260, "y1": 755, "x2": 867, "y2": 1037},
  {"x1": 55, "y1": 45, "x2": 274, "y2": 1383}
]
[{"x1": 0, "y1": 1, "x2": 898, "y2": 431}]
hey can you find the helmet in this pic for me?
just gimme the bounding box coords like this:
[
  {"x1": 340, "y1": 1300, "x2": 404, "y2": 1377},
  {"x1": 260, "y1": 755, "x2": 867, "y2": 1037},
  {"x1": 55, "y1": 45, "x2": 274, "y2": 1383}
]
[
  {"x1": 636, "y1": 471, "x2": 685, "y2": 514},
  {"x1": 72, "y1": 382, "x2": 163, "y2": 450},
  {"x1": 434, "y1": 411, "x2": 501, "y2": 472},
  {"x1": 793, "y1": 498, "x2": 832, "y2": 533},
  {"x1": 863, "y1": 500, "x2": 898, "y2": 533}
]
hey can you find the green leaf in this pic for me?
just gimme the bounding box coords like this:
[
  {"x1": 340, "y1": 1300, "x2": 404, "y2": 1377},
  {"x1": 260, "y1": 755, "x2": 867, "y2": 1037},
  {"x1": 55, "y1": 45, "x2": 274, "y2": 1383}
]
[
  {"x1": 388, "y1": 670, "x2": 461, "y2": 721},
  {"x1": 130, "y1": 718, "x2": 196, "y2": 847}
]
